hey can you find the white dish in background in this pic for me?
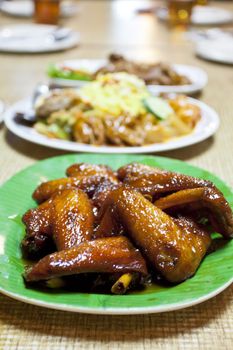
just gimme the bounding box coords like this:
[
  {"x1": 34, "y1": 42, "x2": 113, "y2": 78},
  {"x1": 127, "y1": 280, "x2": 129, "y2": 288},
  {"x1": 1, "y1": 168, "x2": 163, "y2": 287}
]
[
  {"x1": 188, "y1": 28, "x2": 233, "y2": 43},
  {"x1": 49, "y1": 59, "x2": 208, "y2": 94},
  {"x1": 0, "y1": 0, "x2": 78, "y2": 18},
  {"x1": 0, "y1": 100, "x2": 5, "y2": 123},
  {"x1": 4, "y1": 97, "x2": 219, "y2": 154},
  {"x1": 0, "y1": 24, "x2": 79, "y2": 53},
  {"x1": 148, "y1": 64, "x2": 207, "y2": 95},
  {"x1": 196, "y1": 40, "x2": 233, "y2": 65},
  {"x1": 157, "y1": 6, "x2": 233, "y2": 26}
]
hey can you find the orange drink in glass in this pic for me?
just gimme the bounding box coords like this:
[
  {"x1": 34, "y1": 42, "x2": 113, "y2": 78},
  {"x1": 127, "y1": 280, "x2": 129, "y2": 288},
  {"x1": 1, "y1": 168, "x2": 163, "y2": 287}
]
[
  {"x1": 34, "y1": 0, "x2": 60, "y2": 25},
  {"x1": 167, "y1": 0, "x2": 195, "y2": 25}
]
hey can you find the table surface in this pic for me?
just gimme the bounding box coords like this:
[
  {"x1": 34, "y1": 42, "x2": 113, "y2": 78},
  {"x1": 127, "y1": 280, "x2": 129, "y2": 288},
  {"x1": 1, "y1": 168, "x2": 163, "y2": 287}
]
[{"x1": 0, "y1": 0, "x2": 233, "y2": 349}]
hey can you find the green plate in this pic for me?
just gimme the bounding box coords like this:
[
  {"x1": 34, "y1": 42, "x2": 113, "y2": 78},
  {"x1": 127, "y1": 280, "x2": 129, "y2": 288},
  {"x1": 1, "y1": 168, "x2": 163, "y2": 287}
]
[{"x1": 0, "y1": 154, "x2": 232, "y2": 314}]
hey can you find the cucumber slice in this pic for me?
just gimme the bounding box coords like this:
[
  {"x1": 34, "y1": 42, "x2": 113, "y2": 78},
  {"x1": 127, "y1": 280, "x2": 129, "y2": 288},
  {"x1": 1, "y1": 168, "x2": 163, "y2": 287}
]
[
  {"x1": 143, "y1": 96, "x2": 174, "y2": 120},
  {"x1": 47, "y1": 64, "x2": 93, "y2": 81}
]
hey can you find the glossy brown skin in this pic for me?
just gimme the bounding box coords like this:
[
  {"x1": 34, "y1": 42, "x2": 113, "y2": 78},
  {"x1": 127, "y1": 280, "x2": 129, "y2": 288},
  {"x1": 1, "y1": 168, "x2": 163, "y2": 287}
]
[
  {"x1": 66, "y1": 163, "x2": 116, "y2": 179},
  {"x1": 33, "y1": 174, "x2": 119, "y2": 204},
  {"x1": 117, "y1": 162, "x2": 163, "y2": 181},
  {"x1": 66, "y1": 164, "x2": 119, "y2": 215},
  {"x1": 174, "y1": 215, "x2": 211, "y2": 251},
  {"x1": 94, "y1": 204, "x2": 124, "y2": 239},
  {"x1": 25, "y1": 236, "x2": 148, "y2": 282},
  {"x1": 154, "y1": 187, "x2": 233, "y2": 238},
  {"x1": 21, "y1": 197, "x2": 54, "y2": 259},
  {"x1": 22, "y1": 188, "x2": 94, "y2": 256},
  {"x1": 99, "y1": 187, "x2": 211, "y2": 283},
  {"x1": 174, "y1": 215, "x2": 209, "y2": 235},
  {"x1": 125, "y1": 171, "x2": 214, "y2": 198},
  {"x1": 51, "y1": 188, "x2": 94, "y2": 250},
  {"x1": 22, "y1": 200, "x2": 52, "y2": 237},
  {"x1": 92, "y1": 180, "x2": 120, "y2": 210}
]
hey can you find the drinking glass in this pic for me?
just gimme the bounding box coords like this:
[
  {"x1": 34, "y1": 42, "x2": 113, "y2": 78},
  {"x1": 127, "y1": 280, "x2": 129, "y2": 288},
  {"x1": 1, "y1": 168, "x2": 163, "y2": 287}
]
[
  {"x1": 34, "y1": 0, "x2": 60, "y2": 25},
  {"x1": 167, "y1": 0, "x2": 195, "y2": 25},
  {"x1": 195, "y1": 0, "x2": 208, "y2": 5}
]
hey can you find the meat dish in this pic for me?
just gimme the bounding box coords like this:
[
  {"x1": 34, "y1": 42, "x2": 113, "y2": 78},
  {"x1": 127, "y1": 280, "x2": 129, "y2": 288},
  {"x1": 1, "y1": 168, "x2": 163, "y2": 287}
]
[
  {"x1": 48, "y1": 53, "x2": 191, "y2": 86},
  {"x1": 22, "y1": 162, "x2": 233, "y2": 294},
  {"x1": 96, "y1": 54, "x2": 191, "y2": 86}
]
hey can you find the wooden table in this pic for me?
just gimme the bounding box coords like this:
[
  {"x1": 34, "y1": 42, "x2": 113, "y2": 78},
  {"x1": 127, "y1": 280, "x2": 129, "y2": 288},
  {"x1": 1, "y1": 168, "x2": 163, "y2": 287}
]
[{"x1": 0, "y1": 1, "x2": 233, "y2": 349}]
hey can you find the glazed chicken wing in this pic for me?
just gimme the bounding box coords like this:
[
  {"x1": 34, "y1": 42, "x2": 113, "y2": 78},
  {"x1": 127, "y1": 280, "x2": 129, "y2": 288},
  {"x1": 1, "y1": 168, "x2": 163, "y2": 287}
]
[
  {"x1": 154, "y1": 187, "x2": 233, "y2": 238},
  {"x1": 117, "y1": 162, "x2": 164, "y2": 181},
  {"x1": 95, "y1": 203, "x2": 124, "y2": 238},
  {"x1": 24, "y1": 236, "x2": 148, "y2": 282},
  {"x1": 92, "y1": 180, "x2": 120, "y2": 212},
  {"x1": 22, "y1": 198, "x2": 52, "y2": 237},
  {"x1": 21, "y1": 196, "x2": 55, "y2": 259},
  {"x1": 125, "y1": 171, "x2": 214, "y2": 199},
  {"x1": 22, "y1": 188, "x2": 94, "y2": 257},
  {"x1": 98, "y1": 187, "x2": 211, "y2": 283},
  {"x1": 33, "y1": 174, "x2": 119, "y2": 204},
  {"x1": 66, "y1": 163, "x2": 117, "y2": 179},
  {"x1": 51, "y1": 188, "x2": 94, "y2": 250}
]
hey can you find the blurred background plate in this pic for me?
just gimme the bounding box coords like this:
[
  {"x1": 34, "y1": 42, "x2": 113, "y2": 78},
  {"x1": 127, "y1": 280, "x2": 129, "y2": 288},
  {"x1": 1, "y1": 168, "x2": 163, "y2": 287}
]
[
  {"x1": 49, "y1": 59, "x2": 208, "y2": 94},
  {"x1": 0, "y1": 0, "x2": 78, "y2": 18},
  {"x1": 148, "y1": 64, "x2": 208, "y2": 94},
  {"x1": 188, "y1": 28, "x2": 233, "y2": 42},
  {"x1": 157, "y1": 6, "x2": 233, "y2": 26},
  {"x1": 0, "y1": 24, "x2": 79, "y2": 53},
  {"x1": 196, "y1": 40, "x2": 233, "y2": 65},
  {"x1": 3, "y1": 97, "x2": 219, "y2": 154}
]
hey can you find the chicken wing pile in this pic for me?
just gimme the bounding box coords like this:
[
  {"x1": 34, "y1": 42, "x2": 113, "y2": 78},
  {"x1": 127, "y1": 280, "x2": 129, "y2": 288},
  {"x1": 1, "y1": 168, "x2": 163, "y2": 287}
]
[{"x1": 22, "y1": 162, "x2": 233, "y2": 294}]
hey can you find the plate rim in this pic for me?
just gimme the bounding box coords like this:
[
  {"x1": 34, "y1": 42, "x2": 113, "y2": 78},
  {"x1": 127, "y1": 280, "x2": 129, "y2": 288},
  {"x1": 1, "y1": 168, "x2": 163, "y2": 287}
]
[
  {"x1": 3, "y1": 97, "x2": 219, "y2": 154},
  {"x1": 196, "y1": 41, "x2": 233, "y2": 65},
  {"x1": 0, "y1": 24, "x2": 80, "y2": 53},
  {"x1": 1, "y1": 278, "x2": 232, "y2": 315},
  {"x1": 0, "y1": 153, "x2": 232, "y2": 314}
]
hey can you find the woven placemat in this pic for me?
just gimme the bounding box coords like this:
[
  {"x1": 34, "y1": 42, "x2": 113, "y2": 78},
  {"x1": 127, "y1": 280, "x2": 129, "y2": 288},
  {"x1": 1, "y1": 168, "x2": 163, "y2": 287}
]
[
  {"x1": 0, "y1": 1, "x2": 233, "y2": 348},
  {"x1": 0, "y1": 285, "x2": 232, "y2": 349}
]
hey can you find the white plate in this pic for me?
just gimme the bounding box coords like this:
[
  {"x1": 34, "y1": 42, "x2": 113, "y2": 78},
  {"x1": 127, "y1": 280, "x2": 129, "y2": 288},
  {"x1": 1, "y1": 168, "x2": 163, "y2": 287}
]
[
  {"x1": 0, "y1": 0, "x2": 78, "y2": 18},
  {"x1": 3, "y1": 97, "x2": 219, "y2": 154},
  {"x1": 0, "y1": 24, "x2": 79, "y2": 53},
  {"x1": 196, "y1": 40, "x2": 233, "y2": 65},
  {"x1": 157, "y1": 6, "x2": 233, "y2": 26},
  {"x1": 49, "y1": 59, "x2": 208, "y2": 94},
  {"x1": 188, "y1": 28, "x2": 233, "y2": 42},
  {"x1": 148, "y1": 64, "x2": 207, "y2": 94},
  {"x1": 0, "y1": 100, "x2": 4, "y2": 123}
]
